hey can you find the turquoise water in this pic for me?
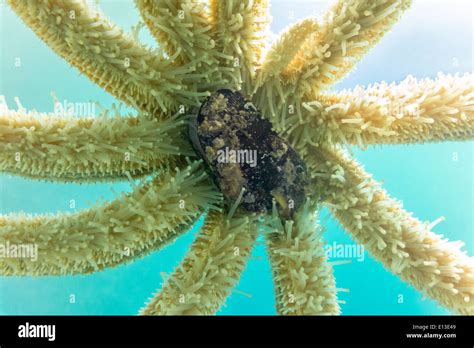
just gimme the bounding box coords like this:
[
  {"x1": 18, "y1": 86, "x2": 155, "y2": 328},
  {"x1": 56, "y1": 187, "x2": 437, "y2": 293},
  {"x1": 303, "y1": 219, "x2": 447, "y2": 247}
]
[{"x1": 0, "y1": 0, "x2": 472, "y2": 315}]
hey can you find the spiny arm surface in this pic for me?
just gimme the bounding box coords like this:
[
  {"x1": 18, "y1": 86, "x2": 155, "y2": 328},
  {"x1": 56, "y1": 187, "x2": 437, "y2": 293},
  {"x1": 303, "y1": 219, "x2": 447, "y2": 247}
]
[
  {"x1": 306, "y1": 147, "x2": 474, "y2": 315},
  {"x1": 141, "y1": 210, "x2": 257, "y2": 315},
  {"x1": 135, "y1": 0, "x2": 226, "y2": 93},
  {"x1": 283, "y1": 0, "x2": 412, "y2": 97},
  {"x1": 255, "y1": 0, "x2": 412, "y2": 128},
  {"x1": 136, "y1": 0, "x2": 210, "y2": 63},
  {"x1": 209, "y1": 0, "x2": 270, "y2": 93},
  {"x1": 7, "y1": 0, "x2": 195, "y2": 113},
  {"x1": 288, "y1": 73, "x2": 474, "y2": 150},
  {"x1": 255, "y1": 18, "x2": 318, "y2": 88},
  {"x1": 0, "y1": 161, "x2": 221, "y2": 276},
  {"x1": 0, "y1": 102, "x2": 192, "y2": 181},
  {"x1": 266, "y1": 203, "x2": 340, "y2": 315}
]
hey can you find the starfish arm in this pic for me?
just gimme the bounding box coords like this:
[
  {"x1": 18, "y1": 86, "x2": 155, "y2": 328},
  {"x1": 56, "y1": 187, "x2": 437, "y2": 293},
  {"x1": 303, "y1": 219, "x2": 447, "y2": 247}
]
[
  {"x1": 306, "y1": 147, "x2": 474, "y2": 315},
  {"x1": 7, "y1": 0, "x2": 195, "y2": 113},
  {"x1": 255, "y1": 18, "x2": 318, "y2": 88},
  {"x1": 288, "y1": 73, "x2": 474, "y2": 149},
  {"x1": 140, "y1": 210, "x2": 257, "y2": 315},
  {"x1": 0, "y1": 161, "x2": 221, "y2": 276},
  {"x1": 283, "y1": 0, "x2": 412, "y2": 97},
  {"x1": 135, "y1": 0, "x2": 211, "y2": 64},
  {"x1": 265, "y1": 202, "x2": 340, "y2": 315},
  {"x1": 0, "y1": 100, "x2": 192, "y2": 182},
  {"x1": 209, "y1": 0, "x2": 270, "y2": 93},
  {"x1": 135, "y1": 0, "x2": 227, "y2": 92}
]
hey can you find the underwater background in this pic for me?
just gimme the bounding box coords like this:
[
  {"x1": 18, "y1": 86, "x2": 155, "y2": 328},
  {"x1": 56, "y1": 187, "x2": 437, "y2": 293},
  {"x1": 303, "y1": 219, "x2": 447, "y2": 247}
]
[{"x1": 0, "y1": 0, "x2": 472, "y2": 315}]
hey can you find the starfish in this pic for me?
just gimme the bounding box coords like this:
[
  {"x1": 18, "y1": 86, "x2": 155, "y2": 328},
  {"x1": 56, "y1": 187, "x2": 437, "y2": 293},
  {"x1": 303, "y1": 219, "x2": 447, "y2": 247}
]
[{"x1": 1, "y1": 0, "x2": 473, "y2": 316}]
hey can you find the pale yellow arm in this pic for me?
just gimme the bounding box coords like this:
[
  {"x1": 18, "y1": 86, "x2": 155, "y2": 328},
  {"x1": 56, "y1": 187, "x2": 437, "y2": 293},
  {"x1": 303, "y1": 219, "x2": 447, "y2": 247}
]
[
  {"x1": 135, "y1": 0, "x2": 228, "y2": 92},
  {"x1": 266, "y1": 202, "x2": 340, "y2": 315},
  {"x1": 283, "y1": 0, "x2": 412, "y2": 97},
  {"x1": 136, "y1": 0, "x2": 212, "y2": 64},
  {"x1": 0, "y1": 161, "x2": 222, "y2": 276},
  {"x1": 288, "y1": 73, "x2": 474, "y2": 150},
  {"x1": 0, "y1": 100, "x2": 192, "y2": 181},
  {"x1": 255, "y1": 18, "x2": 318, "y2": 88},
  {"x1": 141, "y1": 210, "x2": 257, "y2": 315},
  {"x1": 7, "y1": 0, "x2": 199, "y2": 113},
  {"x1": 306, "y1": 147, "x2": 474, "y2": 315},
  {"x1": 209, "y1": 0, "x2": 270, "y2": 92}
]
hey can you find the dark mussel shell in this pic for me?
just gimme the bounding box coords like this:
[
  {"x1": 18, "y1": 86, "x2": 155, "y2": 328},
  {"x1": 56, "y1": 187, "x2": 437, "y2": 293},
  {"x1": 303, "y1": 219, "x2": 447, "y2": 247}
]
[{"x1": 189, "y1": 89, "x2": 308, "y2": 219}]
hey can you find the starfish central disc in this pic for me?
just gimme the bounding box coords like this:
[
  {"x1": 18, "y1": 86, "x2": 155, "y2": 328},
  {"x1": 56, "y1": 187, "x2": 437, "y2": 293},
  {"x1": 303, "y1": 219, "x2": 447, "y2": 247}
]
[{"x1": 189, "y1": 89, "x2": 308, "y2": 218}]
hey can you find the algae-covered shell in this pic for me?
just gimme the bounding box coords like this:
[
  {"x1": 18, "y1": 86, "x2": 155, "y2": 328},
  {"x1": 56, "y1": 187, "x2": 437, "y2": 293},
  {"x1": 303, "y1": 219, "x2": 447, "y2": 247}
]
[{"x1": 190, "y1": 89, "x2": 307, "y2": 218}]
